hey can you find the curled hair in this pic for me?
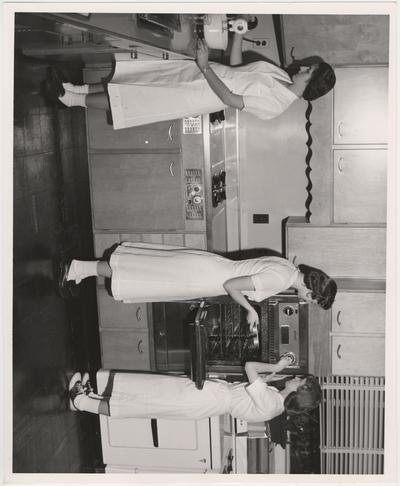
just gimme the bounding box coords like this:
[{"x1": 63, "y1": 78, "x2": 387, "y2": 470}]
[
  {"x1": 298, "y1": 264, "x2": 337, "y2": 310},
  {"x1": 285, "y1": 56, "x2": 336, "y2": 101},
  {"x1": 284, "y1": 375, "x2": 322, "y2": 415}
]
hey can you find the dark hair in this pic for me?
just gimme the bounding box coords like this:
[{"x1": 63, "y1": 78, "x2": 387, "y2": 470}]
[
  {"x1": 285, "y1": 56, "x2": 336, "y2": 101},
  {"x1": 298, "y1": 263, "x2": 337, "y2": 310},
  {"x1": 284, "y1": 375, "x2": 322, "y2": 415}
]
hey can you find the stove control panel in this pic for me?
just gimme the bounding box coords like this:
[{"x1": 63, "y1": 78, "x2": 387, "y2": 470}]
[{"x1": 185, "y1": 168, "x2": 204, "y2": 220}]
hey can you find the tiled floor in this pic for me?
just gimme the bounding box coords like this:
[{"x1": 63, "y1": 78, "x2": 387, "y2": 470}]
[{"x1": 12, "y1": 51, "x2": 103, "y2": 473}]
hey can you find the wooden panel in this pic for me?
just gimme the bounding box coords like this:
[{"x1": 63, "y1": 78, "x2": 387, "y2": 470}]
[
  {"x1": 333, "y1": 149, "x2": 387, "y2": 223},
  {"x1": 97, "y1": 287, "x2": 148, "y2": 330},
  {"x1": 331, "y1": 335, "x2": 385, "y2": 376},
  {"x1": 87, "y1": 108, "x2": 181, "y2": 151},
  {"x1": 331, "y1": 292, "x2": 386, "y2": 334},
  {"x1": 287, "y1": 226, "x2": 386, "y2": 279},
  {"x1": 90, "y1": 153, "x2": 184, "y2": 231},
  {"x1": 333, "y1": 67, "x2": 388, "y2": 144},
  {"x1": 100, "y1": 330, "x2": 150, "y2": 370}
]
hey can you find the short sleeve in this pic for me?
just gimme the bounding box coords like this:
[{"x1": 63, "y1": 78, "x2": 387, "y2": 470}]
[
  {"x1": 242, "y1": 82, "x2": 298, "y2": 121},
  {"x1": 245, "y1": 378, "x2": 285, "y2": 420}
]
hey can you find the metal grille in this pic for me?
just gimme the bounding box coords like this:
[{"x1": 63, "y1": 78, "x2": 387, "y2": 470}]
[{"x1": 319, "y1": 375, "x2": 385, "y2": 474}]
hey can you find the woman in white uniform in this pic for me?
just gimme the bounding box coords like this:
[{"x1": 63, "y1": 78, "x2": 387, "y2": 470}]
[
  {"x1": 45, "y1": 34, "x2": 336, "y2": 127},
  {"x1": 60, "y1": 242, "x2": 337, "y2": 327},
  {"x1": 68, "y1": 355, "x2": 322, "y2": 423}
]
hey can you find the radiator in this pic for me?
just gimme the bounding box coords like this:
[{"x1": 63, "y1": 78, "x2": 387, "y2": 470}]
[{"x1": 319, "y1": 375, "x2": 385, "y2": 474}]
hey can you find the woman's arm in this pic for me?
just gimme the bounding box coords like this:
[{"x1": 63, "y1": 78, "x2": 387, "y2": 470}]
[
  {"x1": 245, "y1": 357, "x2": 292, "y2": 384},
  {"x1": 230, "y1": 33, "x2": 243, "y2": 66},
  {"x1": 223, "y1": 276, "x2": 259, "y2": 326},
  {"x1": 196, "y1": 39, "x2": 244, "y2": 110}
]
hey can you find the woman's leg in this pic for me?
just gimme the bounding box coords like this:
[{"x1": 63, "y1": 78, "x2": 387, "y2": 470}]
[
  {"x1": 85, "y1": 92, "x2": 110, "y2": 111},
  {"x1": 58, "y1": 89, "x2": 109, "y2": 111},
  {"x1": 74, "y1": 394, "x2": 111, "y2": 415},
  {"x1": 67, "y1": 260, "x2": 111, "y2": 284}
]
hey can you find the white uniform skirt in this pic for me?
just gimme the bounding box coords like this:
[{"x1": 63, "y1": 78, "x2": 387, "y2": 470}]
[{"x1": 109, "y1": 372, "x2": 232, "y2": 420}]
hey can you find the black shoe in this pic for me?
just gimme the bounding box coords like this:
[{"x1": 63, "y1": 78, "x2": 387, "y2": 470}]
[
  {"x1": 68, "y1": 372, "x2": 84, "y2": 411},
  {"x1": 47, "y1": 66, "x2": 66, "y2": 96},
  {"x1": 58, "y1": 260, "x2": 79, "y2": 299}
]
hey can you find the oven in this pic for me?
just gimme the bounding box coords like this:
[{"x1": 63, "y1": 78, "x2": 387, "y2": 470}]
[{"x1": 153, "y1": 294, "x2": 309, "y2": 381}]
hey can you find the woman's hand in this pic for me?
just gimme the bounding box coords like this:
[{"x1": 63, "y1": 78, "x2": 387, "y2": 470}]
[
  {"x1": 275, "y1": 356, "x2": 293, "y2": 372},
  {"x1": 196, "y1": 39, "x2": 210, "y2": 70},
  {"x1": 247, "y1": 307, "x2": 259, "y2": 329}
]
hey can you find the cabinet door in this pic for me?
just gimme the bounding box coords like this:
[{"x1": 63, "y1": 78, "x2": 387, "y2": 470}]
[
  {"x1": 90, "y1": 153, "x2": 184, "y2": 231},
  {"x1": 97, "y1": 287, "x2": 148, "y2": 330},
  {"x1": 100, "y1": 330, "x2": 150, "y2": 369},
  {"x1": 333, "y1": 149, "x2": 387, "y2": 223},
  {"x1": 333, "y1": 67, "x2": 388, "y2": 144},
  {"x1": 331, "y1": 335, "x2": 385, "y2": 376},
  {"x1": 331, "y1": 292, "x2": 386, "y2": 334},
  {"x1": 287, "y1": 226, "x2": 386, "y2": 279},
  {"x1": 87, "y1": 108, "x2": 181, "y2": 151}
]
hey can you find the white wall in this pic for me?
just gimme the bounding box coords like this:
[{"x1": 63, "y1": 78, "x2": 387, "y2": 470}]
[{"x1": 238, "y1": 100, "x2": 312, "y2": 253}]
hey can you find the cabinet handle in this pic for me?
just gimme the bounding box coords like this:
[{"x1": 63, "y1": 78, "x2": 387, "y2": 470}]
[
  {"x1": 159, "y1": 330, "x2": 166, "y2": 338},
  {"x1": 135, "y1": 307, "x2": 142, "y2": 322},
  {"x1": 336, "y1": 344, "x2": 342, "y2": 359},
  {"x1": 337, "y1": 121, "x2": 344, "y2": 137},
  {"x1": 169, "y1": 161, "x2": 175, "y2": 177},
  {"x1": 292, "y1": 255, "x2": 297, "y2": 266},
  {"x1": 168, "y1": 124, "x2": 173, "y2": 141},
  {"x1": 137, "y1": 339, "x2": 144, "y2": 354},
  {"x1": 198, "y1": 458, "x2": 206, "y2": 463},
  {"x1": 336, "y1": 310, "x2": 342, "y2": 326},
  {"x1": 337, "y1": 157, "x2": 345, "y2": 173}
]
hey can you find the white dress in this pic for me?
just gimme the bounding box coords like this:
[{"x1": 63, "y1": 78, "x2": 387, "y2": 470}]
[
  {"x1": 109, "y1": 373, "x2": 284, "y2": 423},
  {"x1": 110, "y1": 242, "x2": 298, "y2": 303},
  {"x1": 107, "y1": 59, "x2": 298, "y2": 128}
]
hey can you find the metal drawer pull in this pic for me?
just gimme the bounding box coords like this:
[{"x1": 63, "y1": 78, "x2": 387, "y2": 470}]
[
  {"x1": 168, "y1": 125, "x2": 173, "y2": 141},
  {"x1": 337, "y1": 157, "x2": 344, "y2": 173},
  {"x1": 137, "y1": 339, "x2": 144, "y2": 354},
  {"x1": 135, "y1": 307, "x2": 142, "y2": 321},
  {"x1": 169, "y1": 161, "x2": 175, "y2": 177},
  {"x1": 337, "y1": 121, "x2": 344, "y2": 137},
  {"x1": 336, "y1": 344, "x2": 342, "y2": 359},
  {"x1": 336, "y1": 311, "x2": 342, "y2": 326}
]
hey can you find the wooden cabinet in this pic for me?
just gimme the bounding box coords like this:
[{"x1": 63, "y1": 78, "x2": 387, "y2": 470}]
[
  {"x1": 333, "y1": 149, "x2": 387, "y2": 223},
  {"x1": 285, "y1": 218, "x2": 386, "y2": 377},
  {"x1": 87, "y1": 108, "x2": 181, "y2": 151},
  {"x1": 286, "y1": 223, "x2": 386, "y2": 279},
  {"x1": 333, "y1": 67, "x2": 388, "y2": 145},
  {"x1": 331, "y1": 335, "x2": 385, "y2": 376},
  {"x1": 97, "y1": 287, "x2": 152, "y2": 370},
  {"x1": 90, "y1": 153, "x2": 184, "y2": 231},
  {"x1": 331, "y1": 292, "x2": 386, "y2": 334}
]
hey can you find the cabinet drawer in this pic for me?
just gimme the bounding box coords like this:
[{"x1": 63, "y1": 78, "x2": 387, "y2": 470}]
[
  {"x1": 331, "y1": 292, "x2": 386, "y2": 334},
  {"x1": 87, "y1": 108, "x2": 181, "y2": 151},
  {"x1": 333, "y1": 149, "x2": 387, "y2": 223},
  {"x1": 101, "y1": 330, "x2": 150, "y2": 370},
  {"x1": 97, "y1": 287, "x2": 148, "y2": 330},
  {"x1": 331, "y1": 335, "x2": 385, "y2": 376},
  {"x1": 286, "y1": 226, "x2": 386, "y2": 279}
]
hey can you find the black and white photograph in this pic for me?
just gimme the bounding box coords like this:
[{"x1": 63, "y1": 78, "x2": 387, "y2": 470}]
[{"x1": 2, "y1": 2, "x2": 397, "y2": 482}]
